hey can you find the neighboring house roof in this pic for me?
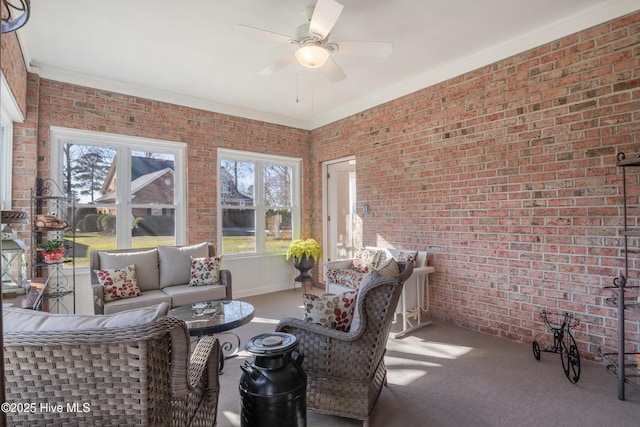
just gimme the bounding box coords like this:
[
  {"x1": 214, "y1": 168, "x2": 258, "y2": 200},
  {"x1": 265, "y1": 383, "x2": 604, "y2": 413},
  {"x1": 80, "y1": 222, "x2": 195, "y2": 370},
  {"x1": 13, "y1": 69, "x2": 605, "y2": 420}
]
[
  {"x1": 131, "y1": 157, "x2": 175, "y2": 180},
  {"x1": 100, "y1": 156, "x2": 175, "y2": 195},
  {"x1": 95, "y1": 168, "x2": 174, "y2": 203}
]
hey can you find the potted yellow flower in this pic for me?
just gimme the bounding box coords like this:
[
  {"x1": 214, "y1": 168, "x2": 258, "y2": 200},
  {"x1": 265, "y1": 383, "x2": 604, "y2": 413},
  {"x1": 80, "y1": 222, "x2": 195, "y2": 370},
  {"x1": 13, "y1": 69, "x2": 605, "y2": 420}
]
[{"x1": 286, "y1": 238, "x2": 322, "y2": 283}]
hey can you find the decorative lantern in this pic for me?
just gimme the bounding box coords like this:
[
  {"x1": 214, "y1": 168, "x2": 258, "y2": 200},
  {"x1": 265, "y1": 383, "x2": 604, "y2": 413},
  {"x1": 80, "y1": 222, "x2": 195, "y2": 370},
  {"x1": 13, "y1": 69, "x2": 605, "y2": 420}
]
[{"x1": 1, "y1": 211, "x2": 29, "y2": 295}]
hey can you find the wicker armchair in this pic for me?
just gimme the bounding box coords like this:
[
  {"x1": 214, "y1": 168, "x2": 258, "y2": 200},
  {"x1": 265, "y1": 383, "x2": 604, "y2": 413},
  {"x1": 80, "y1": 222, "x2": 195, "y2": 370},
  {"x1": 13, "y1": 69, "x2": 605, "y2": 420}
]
[
  {"x1": 3, "y1": 316, "x2": 220, "y2": 427},
  {"x1": 276, "y1": 263, "x2": 413, "y2": 426}
]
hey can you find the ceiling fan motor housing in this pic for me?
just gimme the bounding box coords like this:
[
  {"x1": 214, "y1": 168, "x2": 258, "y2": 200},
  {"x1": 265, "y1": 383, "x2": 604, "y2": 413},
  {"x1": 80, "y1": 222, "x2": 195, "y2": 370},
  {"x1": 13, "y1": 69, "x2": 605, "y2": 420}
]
[{"x1": 295, "y1": 23, "x2": 323, "y2": 44}]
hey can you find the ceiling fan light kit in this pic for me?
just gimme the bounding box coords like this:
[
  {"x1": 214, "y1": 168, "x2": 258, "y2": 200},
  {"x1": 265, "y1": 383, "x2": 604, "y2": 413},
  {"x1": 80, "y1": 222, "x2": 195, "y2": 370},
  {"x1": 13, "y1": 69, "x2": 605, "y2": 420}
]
[{"x1": 295, "y1": 43, "x2": 330, "y2": 68}]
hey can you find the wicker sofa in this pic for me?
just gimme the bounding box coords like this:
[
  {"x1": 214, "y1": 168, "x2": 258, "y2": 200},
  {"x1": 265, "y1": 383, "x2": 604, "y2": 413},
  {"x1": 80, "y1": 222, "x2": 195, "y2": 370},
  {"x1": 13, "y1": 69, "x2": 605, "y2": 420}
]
[
  {"x1": 3, "y1": 303, "x2": 220, "y2": 427},
  {"x1": 90, "y1": 242, "x2": 232, "y2": 315}
]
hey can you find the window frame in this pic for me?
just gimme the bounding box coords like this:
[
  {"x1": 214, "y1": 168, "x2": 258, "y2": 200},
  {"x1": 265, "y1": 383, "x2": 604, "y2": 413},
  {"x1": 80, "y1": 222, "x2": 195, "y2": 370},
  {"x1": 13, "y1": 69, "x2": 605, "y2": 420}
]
[
  {"x1": 50, "y1": 126, "x2": 187, "y2": 250},
  {"x1": 217, "y1": 148, "x2": 301, "y2": 257}
]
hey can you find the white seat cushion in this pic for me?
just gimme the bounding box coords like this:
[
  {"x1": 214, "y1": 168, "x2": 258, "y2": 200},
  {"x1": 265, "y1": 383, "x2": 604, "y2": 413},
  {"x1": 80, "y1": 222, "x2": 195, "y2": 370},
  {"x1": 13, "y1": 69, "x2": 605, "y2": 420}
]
[
  {"x1": 162, "y1": 284, "x2": 227, "y2": 307},
  {"x1": 102, "y1": 290, "x2": 172, "y2": 315},
  {"x1": 3, "y1": 302, "x2": 170, "y2": 332}
]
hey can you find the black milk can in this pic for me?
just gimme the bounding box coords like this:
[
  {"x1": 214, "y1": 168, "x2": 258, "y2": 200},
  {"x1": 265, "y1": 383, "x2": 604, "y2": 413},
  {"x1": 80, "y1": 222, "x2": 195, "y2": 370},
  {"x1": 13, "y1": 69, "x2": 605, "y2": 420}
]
[{"x1": 239, "y1": 332, "x2": 307, "y2": 427}]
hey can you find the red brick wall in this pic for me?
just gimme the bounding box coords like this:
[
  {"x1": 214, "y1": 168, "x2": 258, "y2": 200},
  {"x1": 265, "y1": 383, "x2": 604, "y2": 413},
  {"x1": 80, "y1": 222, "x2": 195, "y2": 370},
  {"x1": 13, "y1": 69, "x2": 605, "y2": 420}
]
[
  {"x1": 310, "y1": 12, "x2": 640, "y2": 359},
  {"x1": 0, "y1": 29, "x2": 28, "y2": 115}
]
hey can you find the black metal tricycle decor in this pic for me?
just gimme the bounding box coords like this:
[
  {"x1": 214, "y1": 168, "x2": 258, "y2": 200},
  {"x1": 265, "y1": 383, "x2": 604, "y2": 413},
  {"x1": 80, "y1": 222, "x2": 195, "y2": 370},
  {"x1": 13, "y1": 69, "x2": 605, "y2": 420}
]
[{"x1": 532, "y1": 309, "x2": 581, "y2": 383}]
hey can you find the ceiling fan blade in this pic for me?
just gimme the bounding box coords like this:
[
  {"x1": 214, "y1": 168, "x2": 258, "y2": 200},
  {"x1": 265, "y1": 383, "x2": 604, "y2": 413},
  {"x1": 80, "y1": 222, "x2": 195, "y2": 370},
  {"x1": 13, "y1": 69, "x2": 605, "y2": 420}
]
[
  {"x1": 258, "y1": 54, "x2": 296, "y2": 75},
  {"x1": 321, "y1": 56, "x2": 347, "y2": 83},
  {"x1": 333, "y1": 41, "x2": 392, "y2": 58},
  {"x1": 308, "y1": 0, "x2": 344, "y2": 40},
  {"x1": 235, "y1": 24, "x2": 294, "y2": 44}
]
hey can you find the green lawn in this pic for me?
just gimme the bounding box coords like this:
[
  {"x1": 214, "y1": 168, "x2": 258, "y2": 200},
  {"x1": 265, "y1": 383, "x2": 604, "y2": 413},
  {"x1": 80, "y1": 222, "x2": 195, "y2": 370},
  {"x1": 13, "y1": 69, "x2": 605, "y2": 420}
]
[
  {"x1": 70, "y1": 232, "x2": 174, "y2": 266},
  {"x1": 70, "y1": 232, "x2": 289, "y2": 266}
]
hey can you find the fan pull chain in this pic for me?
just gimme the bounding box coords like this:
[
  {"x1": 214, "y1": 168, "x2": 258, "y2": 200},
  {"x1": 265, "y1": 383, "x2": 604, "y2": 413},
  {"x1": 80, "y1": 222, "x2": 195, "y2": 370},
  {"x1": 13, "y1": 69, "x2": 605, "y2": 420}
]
[
  {"x1": 296, "y1": 72, "x2": 299, "y2": 103},
  {"x1": 311, "y1": 68, "x2": 315, "y2": 111}
]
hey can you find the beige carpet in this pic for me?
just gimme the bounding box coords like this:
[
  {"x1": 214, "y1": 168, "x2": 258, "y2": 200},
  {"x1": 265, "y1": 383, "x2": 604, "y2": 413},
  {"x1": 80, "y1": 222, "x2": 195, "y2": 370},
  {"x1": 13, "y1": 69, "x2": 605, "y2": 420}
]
[{"x1": 215, "y1": 288, "x2": 640, "y2": 427}]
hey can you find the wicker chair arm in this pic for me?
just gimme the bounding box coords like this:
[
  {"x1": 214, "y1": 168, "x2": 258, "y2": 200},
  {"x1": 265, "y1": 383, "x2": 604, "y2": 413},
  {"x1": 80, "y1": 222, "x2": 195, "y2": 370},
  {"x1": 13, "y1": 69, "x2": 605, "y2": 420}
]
[
  {"x1": 396, "y1": 261, "x2": 413, "y2": 283},
  {"x1": 276, "y1": 317, "x2": 360, "y2": 342},
  {"x1": 188, "y1": 336, "x2": 220, "y2": 390},
  {"x1": 170, "y1": 335, "x2": 220, "y2": 426}
]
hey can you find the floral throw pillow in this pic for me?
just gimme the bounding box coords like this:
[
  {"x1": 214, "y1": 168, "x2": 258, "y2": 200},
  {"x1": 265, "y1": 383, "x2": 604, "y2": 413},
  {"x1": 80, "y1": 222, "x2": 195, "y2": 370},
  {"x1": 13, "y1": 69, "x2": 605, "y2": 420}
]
[
  {"x1": 189, "y1": 256, "x2": 223, "y2": 286},
  {"x1": 395, "y1": 250, "x2": 419, "y2": 267},
  {"x1": 352, "y1": 247, "x2": 382, "y2": 273},
  {"x1": 302, "y1": 291, "x2": 358, "y2": 332},
  {"x1": 95, "y1": 264, "x2": 143, "y2": 303}
]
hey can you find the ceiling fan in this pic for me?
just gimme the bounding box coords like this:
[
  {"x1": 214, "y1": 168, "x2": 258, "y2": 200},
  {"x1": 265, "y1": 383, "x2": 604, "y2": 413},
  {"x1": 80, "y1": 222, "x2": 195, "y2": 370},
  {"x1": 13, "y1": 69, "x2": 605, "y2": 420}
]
[{"x1": 235, "y1": 0, "x2": 392, "y2": 83}]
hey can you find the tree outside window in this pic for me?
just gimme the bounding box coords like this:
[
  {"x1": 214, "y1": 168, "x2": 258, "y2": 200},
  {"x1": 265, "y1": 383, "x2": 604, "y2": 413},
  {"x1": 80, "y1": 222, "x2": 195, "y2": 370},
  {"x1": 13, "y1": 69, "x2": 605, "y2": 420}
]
[
  {"x1": 219, "y1": 149, "x2": 299, "y2": 256},
  {"x1": 52, "y1": 128, "x2": 186, "y2": 267}
]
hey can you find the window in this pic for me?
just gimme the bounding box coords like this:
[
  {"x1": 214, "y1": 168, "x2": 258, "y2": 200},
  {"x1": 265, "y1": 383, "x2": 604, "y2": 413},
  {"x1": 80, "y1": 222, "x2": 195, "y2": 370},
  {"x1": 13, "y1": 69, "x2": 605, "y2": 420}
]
[
  {"x1": 50, "y1": 127, "x2": 186, "y2": 266},
  {"x1": 218, "y1": 148, "x2": 300, "y2": 256}
]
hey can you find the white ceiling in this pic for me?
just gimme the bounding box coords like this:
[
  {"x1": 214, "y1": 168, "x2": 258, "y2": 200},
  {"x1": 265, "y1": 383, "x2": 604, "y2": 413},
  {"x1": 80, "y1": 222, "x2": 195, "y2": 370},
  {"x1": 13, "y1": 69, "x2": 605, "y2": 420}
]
[{"x1": 15, "y1": 0, "x2": 640, "y2": 130}]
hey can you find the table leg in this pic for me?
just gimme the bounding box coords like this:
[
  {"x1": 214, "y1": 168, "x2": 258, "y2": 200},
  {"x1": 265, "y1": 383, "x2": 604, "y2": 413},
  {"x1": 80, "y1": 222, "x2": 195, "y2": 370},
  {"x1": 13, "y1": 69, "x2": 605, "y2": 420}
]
[
  {"x1": 216, "y1": 331, "x2": 242, "y2": 360},
  {"x1": 395, "y1": 271, "x2": 433, "y2": 338}
]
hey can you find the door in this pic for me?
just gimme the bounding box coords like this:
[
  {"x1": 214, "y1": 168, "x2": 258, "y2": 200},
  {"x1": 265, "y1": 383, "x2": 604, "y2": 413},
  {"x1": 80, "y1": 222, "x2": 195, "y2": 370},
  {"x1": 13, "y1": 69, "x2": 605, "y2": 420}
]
[{"x1": 323, "y1": 157, "x2": 360, "y2": 268}]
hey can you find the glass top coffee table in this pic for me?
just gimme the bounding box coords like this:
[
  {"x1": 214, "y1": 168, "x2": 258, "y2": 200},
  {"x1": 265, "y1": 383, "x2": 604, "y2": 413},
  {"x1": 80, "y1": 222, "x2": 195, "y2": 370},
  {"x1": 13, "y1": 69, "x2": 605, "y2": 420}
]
[{"x1": 170, "y1": 300, "x2": 255, "y2": 368}]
